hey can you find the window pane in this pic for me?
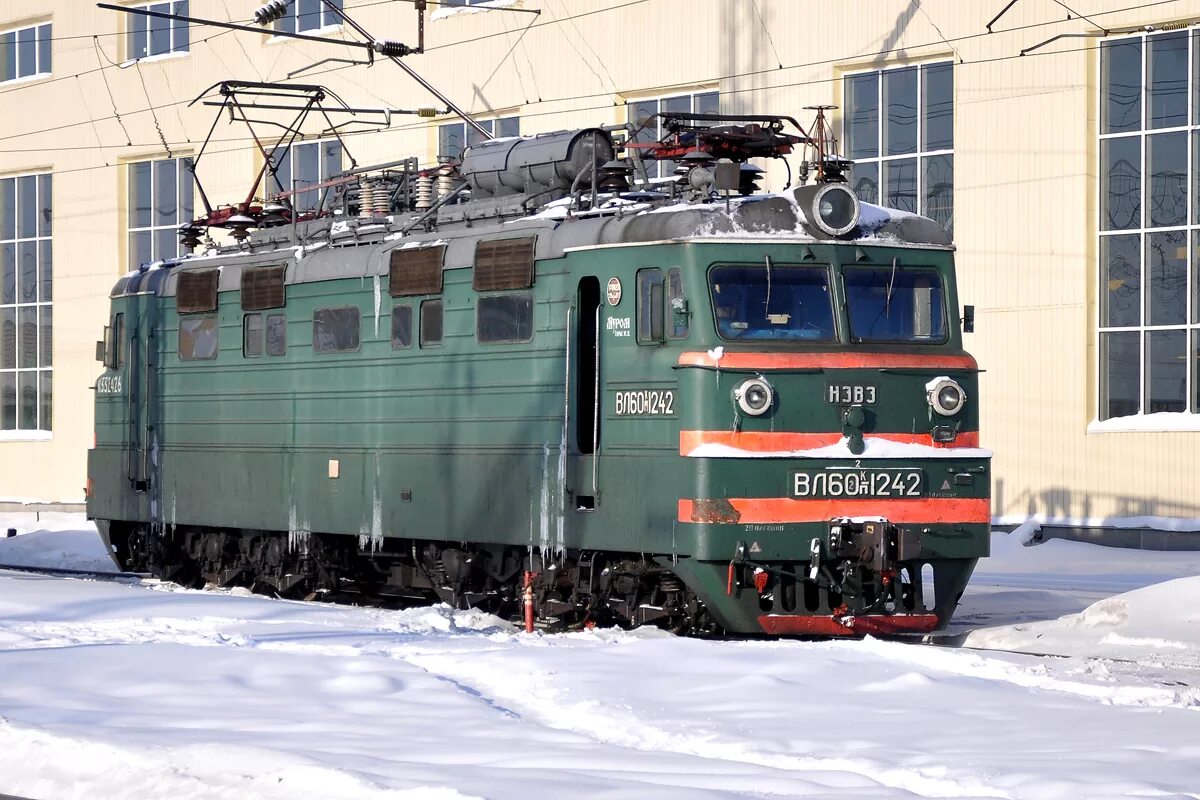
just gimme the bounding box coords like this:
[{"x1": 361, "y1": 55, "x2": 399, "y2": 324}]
[
  {"x1": 18, "y1": 241, "x2": 36, "y2": 303},
  {"x1": 637, "y1": 269, "x2": 664, "y2": 343},
  {"x1": 179, "y1": 158, "x2": 193, "y2": 221},
  {"x1": 0, "y1": 372, "x2": 13, "y2": 429},
  {"x1": 844, "y1": 268, "x2": 945, "y2": 343},
  {"x1": 149, "y1": 2, "x2": 171, "y2": 56},
  {"x1": 1101, "y1": 234, "x2": 1140, "y2": 327},
  {"x1": 1101, "y1": 331, "x2": 1140, "y2": 419},
  {"x1": 668, "y1": 267, "x2": 688, "y2": 338},
  {"x1": 323, "y1": 0, "x2": 343, "y2": 27},
  {"x1": 154, "y1": 159, "x2": 177, "y2": 226},
  {"x1": 850, "y1": 160, "x2": 879, "y2": 205},
  {"x1": 0, "y1": 177, "x2": 13, "y2": 239},
  {"x1": 922, "y1": 154, "x2": 953, "y2": 236},
  {"x1": 295, "y1": 142, "x2": 319, "y2": 213},
  {"x1": 883, "y1": 67, "x2": 917, "y2": 156},
  {"x1": 18, "y1": 307, "x2": 35, "y2": 368},
  {"x1": 1, "y1": 243, "x2": 13, "y2": 305},
  {"x1": 274, "y1": 7, "x2": 295, "y2": 34},
  {"x1": 154, "y1": 227, "x2": 177, "y2": 263},
  {"x1": 130, "y1": 13, "x2": 148, "y2": 60},
  {"x1": 173, "y1": 1, "x2": 190, "y2": 52},
  {"x1": 1194, "y1": 331, "x2": 1200, "y2": 411},
  {"x1": 39, "y1": 239, "x2": 51, "y2": 302},
  {"x1": 710, "y1": 266, "x2": 837, "y2": 342},
  {"x1": 243, "y1": 313, "x2": 263, "y2": 357},
  {"x1": 321, "y1": 140, "x2": 341, "y2": 181},
  {"x1": 496, "y1": 116, "x2": 520, "y2": 138},
  {"x1": 420, "y1": 299, "x2": 443, "y2": 347},
  {"x1": 0, "y1": 308, "x2": 13, "y2": 368},
  {"x1": 845, "y1": 73, "x2": 879, "y2": 159},
  {"x1": 1101, "y1": 136, "x2": 1141, "y2": 231},
  {"x1": 37, "y1": 24, "x2": 50, "y2": 75},
  {"x1": 130, "y1": 162, "x2": 152, "y2": 228},
  {"x1": 298, "y1": 0, "x2": 322, "y2": 32},
  {"x1": 1147, "y1": 132, "x2": 1186, "y2": 227},
  {"x1": 38, "y1": 370, "x2": 50, "y2": 431},
  {"x1": 465, "y1": 119, "x2": 494, "y2": 150},
  {"x1": 391, "y1": 305, "x2": 412, "y2": 349},
  {"x1": 1146, "y1": 231, "x2": 1186, "y2": 325},
  {"x1": 39, "y1": 306, "x2": 51, "y2": 367},
  {"x1": 38, "y1": 173, "x2": 51, "y2": 237},
  {"x1": 16, "y1": 175, "x2": 35, "y2": 238},
  {"x1": 884, "y1": 158, "x2": 918, "y2": 213},
  {"x1": 1102, "y1": 38, "x2": 1142, "y2": 133},
  {"x1": 439, "y1": 123, "x2": 464, "y2": 161},
  {"x1": 630, "y1": 100, "x2": 659, "y2": 177},
  {"x1": 179, "y1": 316, "x2": 218, "y2": 360},
  {"x1": 270, "y1": 146, "x2": 291, "y2": 195},
  {"x1": 921, "y1": 62, "x2": 953, "y2": 151},
  {"x1": 266, "y1": 314, "x2": 287, "y2": 356},
  {"x1": 1147, "y1": 31, "x2": 1188, "y2": 129},
  {"x1": 17, "y1": 371, "x2": 35, "y2": 430},
  {"x1": 1146, "y1": 329, "x2": 1186, "y2": 413},
  {"x1": 129, "y1": 231, "x2": 152, "y2": 270},
  {"x1": 694, "y1": 91, "x2": 720, "y2": 116},
  {"x1": 313, "y1": 307, "x2": 360, "y2": 353},
  {"x1": 1, "y1": 32, "x2": 15, "y2": 83},
  {"x1": 477, "y1": 293, "x2": 533, "y2": 343},
  {"x1": 17, "y1": 27, "x2": 35, "y2": 78}
]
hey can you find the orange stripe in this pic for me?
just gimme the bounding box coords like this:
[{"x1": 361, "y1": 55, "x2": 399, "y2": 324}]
[
  {"x1": 679, "y1": 430, "x2": 980, "y2": 455},
  {"x1": 677, "y1": 351, "x2": 979, "y2": 370},
  {"x1": 678, "y1": 497, "x2": 990, "y2": 525}
]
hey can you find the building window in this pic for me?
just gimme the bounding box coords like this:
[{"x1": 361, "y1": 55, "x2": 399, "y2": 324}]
[
  {"x1": 627, "y1": 91, "x2": 720, "y2": 179},
  {"x1": 1, "y1": 22, "x2": 51, "y2": 83},
  {"x1": 1098, "y1": 30, "x2": 1200, "y2": 420},
  {"x1": 444, "y1": 0, "x2": 506, "y2": 6},
  {"x1": 438, "y1": 117, "x2": 520, "y2": 161},
  {"x1": 129, "y1": 1, "x2": 189, "y2": 60},
  {"x1": 269, "y1": 139, "x2": 342, "y2": 214},
  {"x1": 0, "y1": 172, "x2": 52, "y2": 432},
  {"x1": 844, "y1": 62, "x2": 954, "y2": 235},
  {"x1": 275, "y1": 0, "x2": 342, "y2": 33},
  {"x1": 128, "y1": 157, "x2": 194, "y2": 269}
]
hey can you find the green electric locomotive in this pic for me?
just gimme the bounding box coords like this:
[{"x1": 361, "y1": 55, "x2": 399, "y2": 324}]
[{"x1": 87, "y1": 114, "x2": 989, "y2": 636}]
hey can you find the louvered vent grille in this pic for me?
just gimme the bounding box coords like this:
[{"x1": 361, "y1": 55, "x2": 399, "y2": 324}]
[
  {"x1": 389, "y1": 246, "x2": 445, "y2": 297},
  {"x1": 241, "y1": 265, "x2": 287, "y2": 310},
  {"x1": 474, "y1": 237, "x2": 535, "y2": 291},
  {"x1": 177, "y1": 270, "x2": 219, "y2": 314}
]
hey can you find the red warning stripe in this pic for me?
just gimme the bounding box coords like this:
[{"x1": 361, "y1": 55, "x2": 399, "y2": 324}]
[
  {"x1": 677, "y1": 351, "x2": 979, "y2": 370},
  {"x1": 679, "y1": 430, "x2": 980, "y2": 455},
  {"x1": 757, "y1": 614, "x2": 940, "y2": 636},
  {"x1": 678, "y1": 497, "x2": 990, "y2": 525}
]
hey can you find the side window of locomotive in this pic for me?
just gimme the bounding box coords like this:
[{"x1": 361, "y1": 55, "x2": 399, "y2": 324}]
[
  {"x1": 266, "y1": 314, "x2": 287, "y2": 356},
  {"x1": 391, "y1": 305, "x2": 413, "y2": 349},
  {"x1": 243, "y1": 314, "x2": 263, "y2": 357},
  {"x1": 843, "y1": 267, "x2": 947, "y2": 343},
  {"x1": 667, "y1": 267, "x2": 688, "y2": 339},
  {"x1": 709, "y1": 264, "x2": 835, "y2": 341},
  {"x1": 420, "y1": 299, "x2": 443, "y2": 347},
  {"x1": 313, "y1": 307, "x2": 360, "y2": 353},
  {"x1": 477, "y1": 293, "x2": 534, "y2": 344},
  {"x1": 107, "y1": 313, "x2": 125, "y2": 368},
  {"x1": 179, "y1": 316, "x2": 219, "y2": 360},
  {"x1": 636, "y1": 268, "x2": 665, "y2": 344}
]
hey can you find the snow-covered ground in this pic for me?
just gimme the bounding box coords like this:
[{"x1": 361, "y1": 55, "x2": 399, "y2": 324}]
[{"x1": 1, "y1": 514, "x2": 1198, "y2": 800}]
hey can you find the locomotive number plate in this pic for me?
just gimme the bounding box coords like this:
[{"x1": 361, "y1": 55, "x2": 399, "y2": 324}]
[
  {"x1": 826, "y1": 383, "x2": 877, "y2": 405},
  {"x1": 790, "y1": 468, "x2": 924, "y2": 498}
]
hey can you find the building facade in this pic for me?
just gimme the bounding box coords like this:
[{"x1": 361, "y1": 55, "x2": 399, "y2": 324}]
[{"x1": 1, "y1": 0, "x2": 1197, "y2": 525}]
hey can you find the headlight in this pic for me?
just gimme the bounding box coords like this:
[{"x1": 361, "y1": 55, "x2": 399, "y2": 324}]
[
  {"x1": 734, "y1": 377, "x2": 774, "y2": 416},
  {"x1": 927, "y1": 377, "x2": 965, "y2": 416},
  {"x1": 794, "y1": 183, "x2": 860, "y2": 237}
]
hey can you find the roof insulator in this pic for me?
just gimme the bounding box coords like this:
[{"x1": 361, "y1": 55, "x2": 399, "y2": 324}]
[{"x1": 253, "y1": 0, "x2": 289, "y2": 26}]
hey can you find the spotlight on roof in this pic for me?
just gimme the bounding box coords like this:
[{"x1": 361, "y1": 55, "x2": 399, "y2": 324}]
[{"x1": 254, "y1": 0, "x2": 289, "y2": 26}]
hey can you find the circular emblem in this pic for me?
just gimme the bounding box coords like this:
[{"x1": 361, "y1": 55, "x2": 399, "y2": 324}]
[{"x1": 606, "y1": 277, "x2": 622, "y2": 306}]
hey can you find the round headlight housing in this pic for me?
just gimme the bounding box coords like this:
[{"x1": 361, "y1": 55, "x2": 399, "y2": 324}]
[
  {"x1": 928, "y1": 378, "x2": 966, "y2": 416},
  {"x1": 794, "y1": 183, "x2": 860, "y2": 237},
  {"x1": 733, "y1": 377, "x2": 774, "y2": 416}
]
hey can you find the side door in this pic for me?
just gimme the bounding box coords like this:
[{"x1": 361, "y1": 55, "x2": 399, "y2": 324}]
[{"x1": 567, "y1": 275, "x2": 603, "y2": 508}]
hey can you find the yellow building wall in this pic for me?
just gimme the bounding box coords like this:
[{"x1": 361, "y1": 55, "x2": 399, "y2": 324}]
[{"x1": 1, "y1": 0, "x2": 1197, "y2": 521}]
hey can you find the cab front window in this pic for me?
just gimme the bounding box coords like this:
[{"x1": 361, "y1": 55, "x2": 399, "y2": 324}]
[
  {"x1": 709, "y1": 263, "x2": 835, "y2": 341},
  {"x1": 844, "y1": 266, "x2": 947, "y2": 343}
]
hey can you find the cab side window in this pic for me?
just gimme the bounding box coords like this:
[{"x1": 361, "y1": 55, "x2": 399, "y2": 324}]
[
  {"x1": 636, "y1": 268, "x2": 665, "y2": 344},
  {"x1": 667, "y1": 267, "x2": 688, "y2": 339}
]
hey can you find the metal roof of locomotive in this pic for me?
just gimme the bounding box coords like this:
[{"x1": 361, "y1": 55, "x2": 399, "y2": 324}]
[{"x1": 112, "y1": 183, "x2": 952, "y2": 299}]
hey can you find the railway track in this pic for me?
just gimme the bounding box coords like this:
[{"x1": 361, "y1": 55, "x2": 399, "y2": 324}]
[{"x1": 0, "y1": 562, "x2": 149, "y2": 581}]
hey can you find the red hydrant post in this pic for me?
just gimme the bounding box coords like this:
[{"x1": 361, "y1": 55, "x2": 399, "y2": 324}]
[{"x1": 523, "y1": 570, "x2": 535, "y2": 634}]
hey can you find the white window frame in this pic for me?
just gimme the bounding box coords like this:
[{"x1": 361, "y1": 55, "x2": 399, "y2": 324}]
[
  {"x1": 1093, "y1": 27, "x2": 1200, "y2": 430},
  {"x1": 437, "y1": 116, "x2": 520, "y2": 161},
  {"x1": 267, "y1": 137, "x2": 344, "y2": 213},
  {"x1": 0, "y1": 22, "x2": 52, "y2": 85},
  {"x1": 625, "y1": 90, "x2": 720, "y2": 180},
  {"x1": 841, "y1": 61, "x2": 954, "y2": 233},
  {"x1": 127, "y1": 156, "x2": 194, "y2": 270},
  {"x1": 126, "y1": 1, "x2": 190, "y2": 62},
  {"x1": 271, "y1": 0, "x2": 343, "y2": 39},
  {"x1": 0, "y1": 170, "x2": 52, "y2": 438}
]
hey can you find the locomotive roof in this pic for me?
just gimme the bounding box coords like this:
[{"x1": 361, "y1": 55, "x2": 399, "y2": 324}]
[{"x1": 111, "y1": 188, "x2": 953, "y2": 299}]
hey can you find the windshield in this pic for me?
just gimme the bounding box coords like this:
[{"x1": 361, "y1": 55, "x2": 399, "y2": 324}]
[
  {"x1": 844, "y1": 266, "x2": 947, "y2": 343},
  {"x1": 710, "y1": 264, "x2": 835, "y2": 341}
]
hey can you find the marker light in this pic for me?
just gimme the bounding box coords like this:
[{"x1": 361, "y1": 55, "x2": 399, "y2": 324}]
[{"x1": 733, "y1": 377, "x2": 774, "y2": 416}]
